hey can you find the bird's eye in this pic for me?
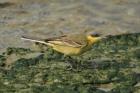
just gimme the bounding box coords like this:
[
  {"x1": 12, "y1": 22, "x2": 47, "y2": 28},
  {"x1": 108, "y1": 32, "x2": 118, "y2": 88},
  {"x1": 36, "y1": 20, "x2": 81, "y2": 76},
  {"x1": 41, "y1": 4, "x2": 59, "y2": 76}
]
[{"x1": 90, "y1": 32, "x2": 100, "y2": 37}]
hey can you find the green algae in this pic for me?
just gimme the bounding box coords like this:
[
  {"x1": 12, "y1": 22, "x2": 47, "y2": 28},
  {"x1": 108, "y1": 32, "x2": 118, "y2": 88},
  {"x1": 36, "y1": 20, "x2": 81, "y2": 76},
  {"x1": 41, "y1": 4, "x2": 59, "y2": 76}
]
[
  {"x1": 0, "y1": 33, "x2": 139, "y2": 93},
  {"x1": 4, "y1": 47, "x2": 33, "y2": 56}
]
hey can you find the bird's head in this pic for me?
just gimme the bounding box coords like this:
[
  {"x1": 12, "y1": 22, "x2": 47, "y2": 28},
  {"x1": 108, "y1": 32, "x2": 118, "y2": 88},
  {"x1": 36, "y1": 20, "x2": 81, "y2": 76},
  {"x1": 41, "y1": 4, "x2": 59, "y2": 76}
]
[{"x1": 87, "y1": 32, "x2": 103, "y2": 44}]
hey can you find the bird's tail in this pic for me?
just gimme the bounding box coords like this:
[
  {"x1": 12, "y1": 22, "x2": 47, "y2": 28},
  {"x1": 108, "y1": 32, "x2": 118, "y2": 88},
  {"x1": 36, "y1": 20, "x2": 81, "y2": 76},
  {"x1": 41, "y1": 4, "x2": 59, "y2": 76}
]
[{"x1": 21, "y1": 36, "x2": 48, "y2": 45}]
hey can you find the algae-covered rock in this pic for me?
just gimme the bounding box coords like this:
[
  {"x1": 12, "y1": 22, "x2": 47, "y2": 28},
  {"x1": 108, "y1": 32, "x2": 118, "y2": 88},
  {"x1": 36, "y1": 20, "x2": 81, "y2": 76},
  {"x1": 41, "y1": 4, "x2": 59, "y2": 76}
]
[{"x1": 0, "y1": 33, "x2": 139, "y2": 93}]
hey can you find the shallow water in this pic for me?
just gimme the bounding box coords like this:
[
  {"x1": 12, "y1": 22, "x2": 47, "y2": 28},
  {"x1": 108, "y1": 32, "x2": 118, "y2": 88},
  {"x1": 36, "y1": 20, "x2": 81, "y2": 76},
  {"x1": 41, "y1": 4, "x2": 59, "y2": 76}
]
[{"x1": 0, "y1": 0, "x2": 140, "y2": 53}]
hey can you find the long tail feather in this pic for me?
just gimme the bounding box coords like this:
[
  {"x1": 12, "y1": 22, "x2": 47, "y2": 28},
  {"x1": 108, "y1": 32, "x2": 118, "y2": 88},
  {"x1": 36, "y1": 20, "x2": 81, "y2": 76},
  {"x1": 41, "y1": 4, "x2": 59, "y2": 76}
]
[{"x1": 21, "y1": 36, "x2": 48, "y2": 45}]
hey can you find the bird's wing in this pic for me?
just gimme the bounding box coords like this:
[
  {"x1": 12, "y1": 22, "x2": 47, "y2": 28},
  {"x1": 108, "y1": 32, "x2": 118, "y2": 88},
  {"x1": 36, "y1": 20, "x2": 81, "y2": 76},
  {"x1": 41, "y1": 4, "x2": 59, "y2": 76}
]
[{"x1": 46, "y1": 34, "x2": 87, "y2": 48}]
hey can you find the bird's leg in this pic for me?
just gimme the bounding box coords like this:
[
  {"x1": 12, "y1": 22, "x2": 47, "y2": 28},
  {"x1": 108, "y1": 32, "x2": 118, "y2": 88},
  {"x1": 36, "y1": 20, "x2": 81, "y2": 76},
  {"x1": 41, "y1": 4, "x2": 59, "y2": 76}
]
[
  {"x1": 62, "y1": 55, "x2": 71, "y2": 60},
  {"x1": 86, "y1": 58, "x2": 99, "y2": 69},
  {"x1": 62, "y1": 55, "x2": 74, "y2": 70}
]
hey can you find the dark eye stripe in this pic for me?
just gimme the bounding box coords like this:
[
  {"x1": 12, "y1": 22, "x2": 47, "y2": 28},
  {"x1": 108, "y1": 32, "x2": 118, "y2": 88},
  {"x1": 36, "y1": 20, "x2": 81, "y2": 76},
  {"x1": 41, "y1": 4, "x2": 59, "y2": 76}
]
[
  {"x1": 91, "y1": 34, "x2": 100, "y2": 37},
  {"x1": 90, "y1": 32, "x2": 100, "y2": 37}
]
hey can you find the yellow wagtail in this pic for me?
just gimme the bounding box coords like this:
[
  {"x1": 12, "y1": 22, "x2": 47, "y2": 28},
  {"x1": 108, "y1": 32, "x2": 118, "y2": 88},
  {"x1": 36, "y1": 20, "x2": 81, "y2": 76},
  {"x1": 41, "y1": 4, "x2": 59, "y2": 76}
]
[{"x1": 21, "y1": 32, "x2": 105, "y2": 55}]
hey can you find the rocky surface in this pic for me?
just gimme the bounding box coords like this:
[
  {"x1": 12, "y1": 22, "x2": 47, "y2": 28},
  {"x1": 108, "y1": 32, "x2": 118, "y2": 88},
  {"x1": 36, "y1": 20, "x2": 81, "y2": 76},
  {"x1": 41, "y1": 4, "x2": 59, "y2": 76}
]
[
  {"x1": 0, "y1": 0, "x2": 140, "y2": 53},
  {"x1": 0, "y1": 33, "x2": 139, "y2": 93}
]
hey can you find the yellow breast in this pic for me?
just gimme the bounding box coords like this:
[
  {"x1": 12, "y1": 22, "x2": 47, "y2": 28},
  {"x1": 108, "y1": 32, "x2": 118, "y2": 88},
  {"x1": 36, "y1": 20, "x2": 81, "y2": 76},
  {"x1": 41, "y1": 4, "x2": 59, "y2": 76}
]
[{"x1": 52, "y1": 45, "x2": 82, "y2": 55}]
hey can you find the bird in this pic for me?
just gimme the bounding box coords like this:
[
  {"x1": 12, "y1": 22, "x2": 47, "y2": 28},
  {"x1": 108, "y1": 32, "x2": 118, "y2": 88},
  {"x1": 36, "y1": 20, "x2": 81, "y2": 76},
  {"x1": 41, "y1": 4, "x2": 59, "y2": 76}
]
[{"x1": 21, "y1": 32, "x2": 105, "y2": 56}]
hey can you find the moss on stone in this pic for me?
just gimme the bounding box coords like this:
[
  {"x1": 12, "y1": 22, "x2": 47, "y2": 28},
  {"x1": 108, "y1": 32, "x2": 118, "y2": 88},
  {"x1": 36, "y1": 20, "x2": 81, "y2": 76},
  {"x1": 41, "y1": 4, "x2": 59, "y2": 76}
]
[{"x1": 0, "y1": 33, "x2": 139, "y2": 93}]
